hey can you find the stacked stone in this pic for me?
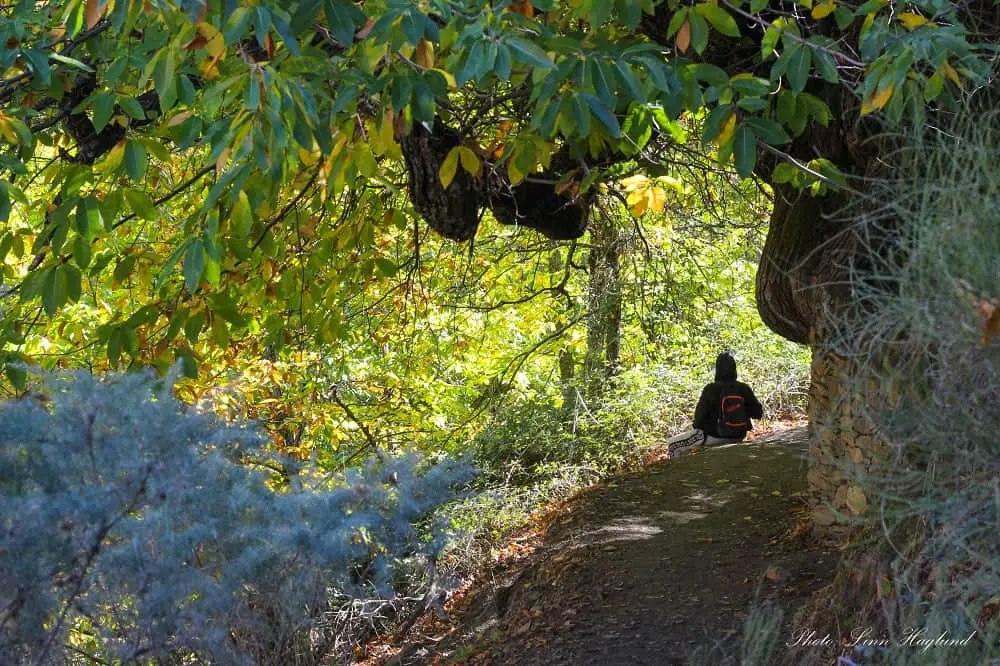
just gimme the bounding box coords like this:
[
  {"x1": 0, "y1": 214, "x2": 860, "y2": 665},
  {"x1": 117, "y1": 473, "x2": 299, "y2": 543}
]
[{"x1": 806, "y1": 347, "x2": 894, "y2": 536}]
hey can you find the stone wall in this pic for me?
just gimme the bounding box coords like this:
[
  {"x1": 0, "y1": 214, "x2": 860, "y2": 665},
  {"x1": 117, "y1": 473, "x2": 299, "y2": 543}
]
[{"x1": 806, "y1": 345, "x2": 894, "y2": 536}]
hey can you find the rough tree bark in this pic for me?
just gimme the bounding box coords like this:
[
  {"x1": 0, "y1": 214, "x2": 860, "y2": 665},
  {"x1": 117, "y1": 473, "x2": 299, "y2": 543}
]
[{"x1": 584, "y1": 214, "x2": 623, "y2": 401}]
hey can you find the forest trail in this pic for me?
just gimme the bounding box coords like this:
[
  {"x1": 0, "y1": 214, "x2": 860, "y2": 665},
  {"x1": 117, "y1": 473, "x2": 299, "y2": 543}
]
[{"x1": 373, "y1": 427, "x2": 841, "y2": 666}]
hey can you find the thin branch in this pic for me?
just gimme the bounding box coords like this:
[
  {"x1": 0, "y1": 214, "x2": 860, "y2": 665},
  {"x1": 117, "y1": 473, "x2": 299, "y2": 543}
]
[
  {"x1": 333, "y1": 388, "x2": 386, "y2": 464},
  {"x1": 720, "y1": 0, "x2": 865, "y2": 69}
]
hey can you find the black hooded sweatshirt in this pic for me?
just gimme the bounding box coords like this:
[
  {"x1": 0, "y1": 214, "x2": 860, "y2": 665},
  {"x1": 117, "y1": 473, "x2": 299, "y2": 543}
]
[{"x1": 692, "y1": 353, "x2": 763, "y2": 438}]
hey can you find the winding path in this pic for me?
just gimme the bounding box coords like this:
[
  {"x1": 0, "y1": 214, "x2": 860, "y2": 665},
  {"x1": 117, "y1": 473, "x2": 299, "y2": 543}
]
[{"x1": 383, "y1": 427, "x2": 839, "y2": 665}]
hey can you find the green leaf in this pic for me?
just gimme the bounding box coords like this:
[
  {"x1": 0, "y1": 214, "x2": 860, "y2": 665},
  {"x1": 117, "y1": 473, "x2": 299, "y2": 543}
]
[
  {"x1": 736, "y1": 97, "x2": 768, "y2": 112},
  {"x1": 693, "y1": 64, "x2": 729, "y2": 88},
  {"x1": 180, "y1": 352, "x2": 198, "y2": 379},
  {"x1": 666, "y1": 8, "x2": 689, "y2": 38},
  {"x1": 184, "y1": 311, "x2": 205, "y2": 345},
  {"x1": 374, "y1": 257, "x2": 397, "y2": 277},
  {"x1": 495, "y1": 44, "x2": 512, "y2": 81},
  {"x1": 0, "y1": 181, "x2": 10, "y2": 222},
  {"x1": 581, "y1": 93, "x2": 621, "y2": 138},
  {"x1": 507, "y1": 37, "x2": 554, "y2": 69},
  {"x1": 211, "y1": 315, "x2": 230, "y2": 346},
  {"x1": 92, "y1": 93, "x2": 116, "y2": 133},
  {"x1": 776, "y1": 91, "x2": 798, "y2": 124},
  {"x1": 697, "y1": 4, "x2": 740, "y2": 37},
  {"x1": 571, "y1": 94, "x2": 591, "y2": 136},
  {"x1": 75, "y1": 197, "x2": 102, "y2": 237},
  {"x1": 73, "y1": 235, "x2": 92, "y2": 270},
  {"x1": 23, "y1": 50, "x2": 51, "y2": 86},
  {"x1": 689, "y1": 11, "x2": 709, "y2": 54},
  {"x1": 591, "y1": 60, "x2": 615, "y2": 107},
  {"x1": 799, "y1": 93, "x2": 833, "y2": 126},
  {"x1": 42, "y1": 267, "x2": 68, "y2": 316},
  {"x1": 123, "y1": 141, "x2": 147, "y2": 182},
  {"x1": 761, "y1": 26, "x2": 780, "y2": 60},
  {"x1": 108, "y1": 328, "x2": 123, "y2": 366},
  {"x1": 124, "y1": 189, "x2": 158, "y2": 221},
  {"x1": 614, "y1": 61, "x2": 645, "y2": 102},
  {"x1": 208, "y1": 292, "x2": 246, "y2": 327},
  {"x1": 730, "y1": 76, "x2": 771, "y2": 97},
  {"x1": 745, "y1": 117, "x2": 792, "y2": 144},
  {"x1": 772, "y1": 162, "x2": 799, "y2": 184},
  {"x1": 814, "y1": 50, "x2": 839, "y2": 83},
  {"x1": 184, "y1": 239, "x2": 205, "y2": 293},
  {"x1": 49, "y1": 52, "x2": 94, "y2": 73},
  {"x1": 701, "y1": 104, "x2": 733, "y2": 147},
  {"x1": 113, "y1": 255, "x2": 137, "y2": 285},
  {"x1": 118, "y1": 96, "x2": 146, "y2": 121},
  {"x1": 4, "y1": 363, "x2": 26, "y2": 391},
  {"x1": 834, "y1": 7, "x2": 855, "y2": 29},
  {"x1": 231, "y1": 191, "x2": 254, "y2": 237},
  {"x1": 154, "y1": 240, "x2": 189, "y2": 292},
  {"x1": 324, "y1": 0, "x2": 357, "y2": 45},
  {"x1": 787, "y1": 47, "x2": 812, "y2": 92},
  {"x1": 64, "y1": 265, "x2": 82, "y2": 302},
  {"x1": 733, "y1": 124, "x2": 756, "y2": 177}
]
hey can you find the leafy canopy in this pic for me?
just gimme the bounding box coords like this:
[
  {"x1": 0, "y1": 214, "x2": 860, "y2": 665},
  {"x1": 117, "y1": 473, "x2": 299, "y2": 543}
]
[{"x1": 0, "y1": 0, "x2": 993, "y2": 381}]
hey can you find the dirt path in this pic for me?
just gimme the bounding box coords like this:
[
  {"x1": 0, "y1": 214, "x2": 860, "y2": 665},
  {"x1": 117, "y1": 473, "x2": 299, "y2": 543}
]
[{"x1": 376, "y1": 427, "x2": 840, "y2": 665}]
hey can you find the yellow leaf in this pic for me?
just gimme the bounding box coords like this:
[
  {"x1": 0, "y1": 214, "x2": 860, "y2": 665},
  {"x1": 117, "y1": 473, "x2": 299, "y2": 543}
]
[
  {"x1": 457, "y1": 146, "x2": 481, "y2": 178},
  {"x1": 415, "y1": 39, "x2": 434, "y2": 69},
  {"x1": 811, "y1": 2, "x2": 836, "y2": 19},
  {"x1": 657, "y1": 175, "x2": 686, "y2": 193},
  {"x1": 439, "y1": 146, "x2": 460, "y2": 189},
  {"x1": 626, "y1": 188, "x2": 649, "y2": 217},
  {"x1": 861, "y1": 83, "x2": 893, "y2": 114},
  {"x1": 940, "y1": 61, "x2": 962, "y2": 87},
  {"x1": 507, "y1": 150, "x2": 526, "y2": 185},
  {"x1": 675, "y1": 20, "x2": 691, "y2": 53},
  {"x1": 199, "y1": 57, "x2": 221, "y2": 80},
  {"x1": 647, "y1": 185, "x2": 667, "y2": 213},
  {"x1": 0, "y1": 117, "x2": 16, "y2": 144},
  {"x1": 898, "y1": 12, "x2": 930, "y2": 30},
  {"x1": 431, "y1": 68, "x2": 457, "y2": 89},
  {"x1": 716, "y1": 111, "x2": 737, "y2": 146},
  {"x1": 620, "y1": 174, "x2": 649, "y2": 191},
  {"x1": 298, "y1": 146, "x2": 319, "y2": 166},
  {"x1": 103, "y1": 140, "x2": 126, "y2": 172},
  {"x1": 377, "y1": 111, "x2": 396, "y2": 155}
]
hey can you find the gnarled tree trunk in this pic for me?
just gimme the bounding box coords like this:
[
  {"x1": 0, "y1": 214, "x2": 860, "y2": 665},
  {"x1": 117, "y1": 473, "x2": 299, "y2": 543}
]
[{"x1": 754, "y1": 98, "x2": 890, "y2": 534}]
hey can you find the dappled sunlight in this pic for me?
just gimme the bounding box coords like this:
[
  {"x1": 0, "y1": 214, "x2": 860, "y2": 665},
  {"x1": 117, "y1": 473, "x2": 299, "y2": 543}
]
[
  {"x1": 657, "y1": 510, "x2": 710, "y2": 524},
  {"x1": 683, "y1": 491, "x2": 732, "y2": 509},
  {"x1": 575, "y1": 516, "x2": 665, "y2": 545}
]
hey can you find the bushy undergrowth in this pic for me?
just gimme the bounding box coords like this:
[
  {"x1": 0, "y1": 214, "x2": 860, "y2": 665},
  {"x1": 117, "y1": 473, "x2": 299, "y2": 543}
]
[
  {"x1": 823, "y1": 112, "x2": 999, "y2": 665},
  {"x1": 0, "y1": 368, "x2": 472, "y2": 665}
]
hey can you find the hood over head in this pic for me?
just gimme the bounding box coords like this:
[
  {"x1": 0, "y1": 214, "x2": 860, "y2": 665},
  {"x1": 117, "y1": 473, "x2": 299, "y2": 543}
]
[{"x1": 715, "y1": 352, "x2": 737, "y2": 382}]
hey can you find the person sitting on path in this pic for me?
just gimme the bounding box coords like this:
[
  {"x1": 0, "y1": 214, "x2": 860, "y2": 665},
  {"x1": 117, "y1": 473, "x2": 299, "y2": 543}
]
[{"x1": 666, "y1": 352, "x2": 764, "y2": 457}]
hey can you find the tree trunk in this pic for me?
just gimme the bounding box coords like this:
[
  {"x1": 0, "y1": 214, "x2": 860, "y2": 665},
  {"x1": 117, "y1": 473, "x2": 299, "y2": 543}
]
[
  {"x1": 754, "y1": 95, "x2": 890, "y2": 534},
  {"x1": 558, "y1": 347, "x2": 578, "y2": 424},
  {"x1": 584, "y1": 216, "x2": 623, "y2": 402}
]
